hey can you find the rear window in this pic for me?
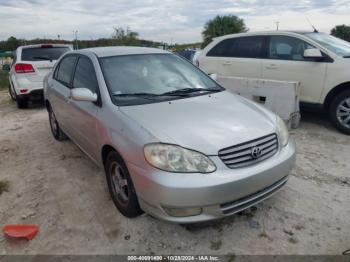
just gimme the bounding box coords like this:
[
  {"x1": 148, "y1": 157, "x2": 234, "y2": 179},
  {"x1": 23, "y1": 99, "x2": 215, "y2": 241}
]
[{"x1": 21, "y1": 47, "x2": 70, "y2": 61}]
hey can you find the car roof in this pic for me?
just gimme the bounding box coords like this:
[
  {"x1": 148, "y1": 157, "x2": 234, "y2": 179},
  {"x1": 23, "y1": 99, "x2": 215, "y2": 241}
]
[
  {"x1": 213, "y1": 30, "x2": 318, "y2": 40},
  {"x1": 80, "y1": 46, "x2": 170, "y2": 58},
  {"x1": 17, "y1": 44, "x2": 72, "y2": 50}
]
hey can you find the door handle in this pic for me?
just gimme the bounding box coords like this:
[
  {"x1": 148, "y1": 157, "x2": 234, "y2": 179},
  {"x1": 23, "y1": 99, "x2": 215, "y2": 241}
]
[
  {"x1": 222, "y1": 61, "x2": 232, "y2": 65},
  {"x1": 265, "y1": 64, "x2": 278, "y2": 70}
]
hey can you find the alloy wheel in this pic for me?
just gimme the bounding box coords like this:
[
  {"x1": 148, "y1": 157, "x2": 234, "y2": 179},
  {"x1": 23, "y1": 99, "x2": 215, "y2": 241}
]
[
  {"x1": 109, "y1": 162, "x2": 129, "y2": 204},
  {"x1": 336, "y1": 98, "x2": 350, "y2": 129}
]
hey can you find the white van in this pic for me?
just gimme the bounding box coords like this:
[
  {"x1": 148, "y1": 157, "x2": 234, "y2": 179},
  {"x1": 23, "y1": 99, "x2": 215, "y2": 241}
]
[{"x1": 198, "y1": 31, "x2": 350, "y2": 134}]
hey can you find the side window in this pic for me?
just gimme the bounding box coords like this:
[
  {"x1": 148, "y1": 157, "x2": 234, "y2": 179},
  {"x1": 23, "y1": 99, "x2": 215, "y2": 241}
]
[
  {"x1": 269, "y1": 36, "x2": 315, "y2": 61},
  {"x1": 55, "y1": 56, "x2": 77, "y2": 86},
  {"x1": 207, "y1": 36, "x2": 264, "y2": 58},
  {"x1": 72, "y1": 56, "x2": 98, "y2": 93},
  {"x1": 207, "y1": 38, "x2": 238, "y2": 57},
  {"x1": 235, "y1": 36, "x2": 265, "y2": 58}
]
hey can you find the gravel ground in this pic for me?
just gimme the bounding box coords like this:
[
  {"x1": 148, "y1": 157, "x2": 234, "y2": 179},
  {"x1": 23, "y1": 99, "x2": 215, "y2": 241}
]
[{"x1": 0, "y1": 90, "x2": 349, "y2": 255}]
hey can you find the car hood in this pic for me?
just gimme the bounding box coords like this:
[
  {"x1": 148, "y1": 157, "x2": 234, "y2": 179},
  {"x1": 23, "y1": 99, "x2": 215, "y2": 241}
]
[{"x1": 120, "y1": 91, "x2": 277, "y2": 155}]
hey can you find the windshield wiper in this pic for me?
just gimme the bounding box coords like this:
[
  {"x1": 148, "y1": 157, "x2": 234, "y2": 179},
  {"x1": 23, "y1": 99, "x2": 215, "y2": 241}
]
[
  {"x1": 112, "y1": 88, "x2": 222, "y2": 100},
  {"x1": 113, "y1": 92, "x2": 162, "y2": 101},
  {"x1": 113, "y1": 91, "x2": 189, "y2": 99},
  {"x1": 33, "y1": 56, "x2": 53, "y2": 61},
  {"x1": 161, "y1": 87, "x2": 222, "y2": 96}
]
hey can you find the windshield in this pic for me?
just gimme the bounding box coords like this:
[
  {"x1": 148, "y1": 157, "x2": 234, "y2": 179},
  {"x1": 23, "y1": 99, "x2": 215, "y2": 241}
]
[
  {"x1": 99, "y1": 53, "x2": 222, "y2": 106},
  {"x1": 304, "y1": 33, "x2": 350, "y2": 57},
  {"x1": 22, "y1": 47, "x2": 70, "y2": 61}
]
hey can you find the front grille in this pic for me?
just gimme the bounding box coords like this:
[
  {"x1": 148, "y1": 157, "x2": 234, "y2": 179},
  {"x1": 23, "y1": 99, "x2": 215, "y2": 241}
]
[
  {"x1": 218, "y1": 133, "x2": 278, "y2": 168},
  {"x1": 220, "y1": 176, "x2": 288, "y2": 215}
]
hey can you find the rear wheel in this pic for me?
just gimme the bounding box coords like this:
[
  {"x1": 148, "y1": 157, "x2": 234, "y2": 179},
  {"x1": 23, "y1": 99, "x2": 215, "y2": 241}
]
[
  {"x1": 48, "y1": 106, "x2": 68, "y2": 141},
  {"x1": 8, "y1": 84, "x2": 16, "y2": 101},
  {"x1": 16, "y1": 96, "x2": 28, "y2": 109},
  {"x1": 329, "y1": 90, "x2": 350, "y2": 135},
  {"x1": 105, "y1": 151, "x2": 143, "y2": 218}
]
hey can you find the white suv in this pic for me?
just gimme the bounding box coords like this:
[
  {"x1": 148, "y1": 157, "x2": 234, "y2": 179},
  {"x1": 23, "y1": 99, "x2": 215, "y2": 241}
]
[
  {"x1": 198, "y1": 31, "x2": 350, "y2": 134},
  {"x1": 9, "y1": 44, "x2": 72, "y2": 108}
]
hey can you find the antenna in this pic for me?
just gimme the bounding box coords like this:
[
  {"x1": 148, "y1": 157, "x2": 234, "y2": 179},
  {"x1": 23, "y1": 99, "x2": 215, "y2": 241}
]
[{"x1": 306, "y1": 17, "x2": 318, "y2": 33}]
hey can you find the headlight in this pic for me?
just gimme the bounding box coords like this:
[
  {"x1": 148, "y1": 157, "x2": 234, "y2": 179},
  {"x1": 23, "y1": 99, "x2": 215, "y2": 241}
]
[
  {"x1": 144, "y1": 143, "x2": 216, "y2": 173},
  {"x1": 276, "y1": 116, "x2": 289, "y2": 147}
]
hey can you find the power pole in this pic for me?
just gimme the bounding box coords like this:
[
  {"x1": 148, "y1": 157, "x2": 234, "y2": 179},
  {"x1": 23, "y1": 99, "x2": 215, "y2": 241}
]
[
  {"x1": 73, "y1": 30, "x2": 78, "y2": 49},
  {"x1": 275, "y1": 21, "x2": 280, "y2": 31}
]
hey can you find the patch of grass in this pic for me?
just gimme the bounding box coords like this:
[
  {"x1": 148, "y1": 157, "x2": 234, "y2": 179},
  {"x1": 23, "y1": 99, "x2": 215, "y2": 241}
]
[
  {"x1": 0, "y1": 180, "x2": 10, "y2": 195},
  {"x1": 288, "y1": 236, "x2": 299, "y2": 244},
  {"x1": 0, "y1": 70, "x2": 9, "y2": 90},
  {"x1": 259, "y1": 231, "x2": 273, "y2": 241},
  {"x1": 210, "y1": 240, "x2": 222, "y2": 251}
]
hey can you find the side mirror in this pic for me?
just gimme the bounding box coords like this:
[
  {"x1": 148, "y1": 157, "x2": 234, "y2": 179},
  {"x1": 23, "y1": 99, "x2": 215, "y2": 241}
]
[
  {"x1": 70, "y1": 88, "x2": 97, "y2": 102},
  {"x1": 209, "y1": 73, "x2": 218, "y2": 81},
  {"x1": 303, "y1": 48, "x2": 323, "y2": 59}
]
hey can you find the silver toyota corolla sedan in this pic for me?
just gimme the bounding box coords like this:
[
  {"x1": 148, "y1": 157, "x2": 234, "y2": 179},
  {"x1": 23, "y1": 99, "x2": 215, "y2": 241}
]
[{"x1": 44, "y1": 47, "x2": 296, "y2": 223}]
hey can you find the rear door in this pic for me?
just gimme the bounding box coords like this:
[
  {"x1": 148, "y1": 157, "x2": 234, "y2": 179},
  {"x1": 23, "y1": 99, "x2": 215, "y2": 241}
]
[
  {"x1": 67, "y1": 55, "x2": 100, "y2": 160},
  {"x1": 261, "y1": 35, "x2": 328, "y2": 102},
  {"x1": 50, "y1": 55, "x2": 78, "y2": 134},
  {"x1": 20, "y1": 46, "x2": 71, "y2": 83},
  {"x1": 200, "y1": 36, "x2": 266, "y2": 79}
]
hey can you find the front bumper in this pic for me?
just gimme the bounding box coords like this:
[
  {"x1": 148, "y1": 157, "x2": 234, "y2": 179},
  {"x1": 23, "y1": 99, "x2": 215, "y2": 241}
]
[{"x1": 128, "y1": 139, "x2": 296, "y2": 223}]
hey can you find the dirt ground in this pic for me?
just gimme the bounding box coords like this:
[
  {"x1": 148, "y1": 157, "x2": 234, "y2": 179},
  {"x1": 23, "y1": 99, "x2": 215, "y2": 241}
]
[{"x1": 0, "y1": 89, "x2": 349, "y2": 255}]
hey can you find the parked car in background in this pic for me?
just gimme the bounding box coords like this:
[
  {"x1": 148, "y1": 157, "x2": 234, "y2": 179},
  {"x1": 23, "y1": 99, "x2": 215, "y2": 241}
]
[
  {"x1": 2, "y1": 64, "x2": 10, "y2": 71},
  {"x1": 198, "y1": 31, "x2": 350, "y2": 135},
  {"x1": 9, "y1": 44, "x2": 72, "y2": 108},
  {"x1": 175, "y1": 49, "x2": 196, "y2": 62},
  {"x1": 192, "y1": 49, "x2": 202, "y2": 66},
  {"x1": 44, "y1": 46, "x2": 295, "y2": 223}
]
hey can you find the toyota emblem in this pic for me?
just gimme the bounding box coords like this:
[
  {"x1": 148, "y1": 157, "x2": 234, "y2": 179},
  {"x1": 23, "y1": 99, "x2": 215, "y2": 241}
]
[{"x1": 251, "y1": 146, "x2": 262, "y2": 159}]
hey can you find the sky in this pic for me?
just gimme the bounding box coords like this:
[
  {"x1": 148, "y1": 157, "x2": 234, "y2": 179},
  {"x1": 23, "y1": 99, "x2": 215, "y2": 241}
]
[{"x1": 0, "y1": 0, "x2": 350, "y2": 43}]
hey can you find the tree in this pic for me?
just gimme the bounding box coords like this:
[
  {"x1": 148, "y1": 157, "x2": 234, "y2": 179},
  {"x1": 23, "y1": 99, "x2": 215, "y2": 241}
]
[
  {"x1": 201, "y1": 15, "x2": 248, "y2": 48},
  {"x1": 112, "y1": 27, "x2": 139, "y2": 46},
  {"x1": 331, "y1": 24, "x2": 350, "y2": 42},
  {"x1": 6, "y1": 36, "x2": 21, "y2": 51}
]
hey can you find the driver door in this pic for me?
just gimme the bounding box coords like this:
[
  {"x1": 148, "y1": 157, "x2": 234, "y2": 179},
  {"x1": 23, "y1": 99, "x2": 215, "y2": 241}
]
[
  {"x1": 262, "y1": 35, "x2": 328, "y2": 103},
  {"x1": 68, "y1": 55, "x2": 100, "y2": 161}
]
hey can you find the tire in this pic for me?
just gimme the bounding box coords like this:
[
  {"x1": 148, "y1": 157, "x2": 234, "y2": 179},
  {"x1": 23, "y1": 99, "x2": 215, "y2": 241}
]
[
  {"x1": 48, "y1": 106, "x2": 68, "y2": 141},
  {"x1": 105, "y1": 151, "x2": 143, "y2": 218},
  {"x1": 8, "y1": 84, "x2": 16, "y2": 101},
  {"x1": 329, "y1": 90, "x2": 350, "y2": 135},
  {"x1": 16, "y1": 96, "x2": 28, "y2": 109}
]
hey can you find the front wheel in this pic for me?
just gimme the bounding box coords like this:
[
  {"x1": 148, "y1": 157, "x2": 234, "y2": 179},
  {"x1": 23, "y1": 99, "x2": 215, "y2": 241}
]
[
  {"x1": 329, "y1": 90, "x2": 350, "y2": 135},
  {"x1": 48, "y1": 106, "x2": 68, "y2": 141},
  {"x1": 105, "y1": 151, "x2": 143, "y2": 218}
]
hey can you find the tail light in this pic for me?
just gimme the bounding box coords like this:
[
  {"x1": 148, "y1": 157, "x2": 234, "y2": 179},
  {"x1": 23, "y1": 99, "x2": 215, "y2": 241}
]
[{"x1": 15, "y1": 63, "x2": 35, "y2": 74}]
